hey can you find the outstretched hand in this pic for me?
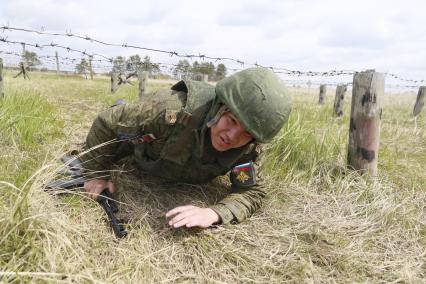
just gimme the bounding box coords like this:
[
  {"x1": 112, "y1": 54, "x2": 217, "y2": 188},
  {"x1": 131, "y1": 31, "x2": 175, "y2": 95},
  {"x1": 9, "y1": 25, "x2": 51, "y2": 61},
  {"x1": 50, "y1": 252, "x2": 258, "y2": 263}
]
[
  {"x1": 166, "y1": 205, "x2": 220, "y2": 228},
  {"x1": 84, "y1": 179, "x2": 116, "y2": 199}
]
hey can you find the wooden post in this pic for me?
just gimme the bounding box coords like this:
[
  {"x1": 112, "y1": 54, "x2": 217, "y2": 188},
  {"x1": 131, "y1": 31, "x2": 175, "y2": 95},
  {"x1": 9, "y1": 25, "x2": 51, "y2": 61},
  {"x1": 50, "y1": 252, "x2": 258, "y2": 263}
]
[
  {"x1": 138, "y1": 69, "x2": 148, "y2": 101},
  {"x1": 111, "y1": 70, "x2": 119, "y2": 93},
  {"x1": 319, "y1": 84, "x2": 326, "y2": 104},
  {"x1": 0, "y1": 58, "x2": 4, "y2": 98},
  {"x1": 21, "y1": 43, "x2": 26, "y2": 70},
  {"x1": 88, "y1": 57, "x2": 94, "y2": 80},
  {"x1": 347, "y1": 70, "x2": 384, "y2": 176},
  {"x1": 333, "y1": 84, "x2": 347, "y2": 117},
  {"x1": 21, "y1": 43, "x2": 26, "y2": 61},
  {"x1": 413, "y1": 86, "x2": 425, "y2": 117},
  {"x1": 202, "y1": 74, "x2": 208, "y2": 82},
  {"x1": 14, "y1": 62, "x2": 29, "y2": 79},
  {"x1": 55, "y1": 51, "x2": 60, "y2": 74}
]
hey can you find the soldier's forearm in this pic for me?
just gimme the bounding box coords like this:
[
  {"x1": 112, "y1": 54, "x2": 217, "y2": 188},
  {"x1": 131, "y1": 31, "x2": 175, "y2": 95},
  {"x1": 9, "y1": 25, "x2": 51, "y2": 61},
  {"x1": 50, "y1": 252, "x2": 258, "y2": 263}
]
[{"x1": 210, "y1": 184, "x2": 266, "y2": 224}]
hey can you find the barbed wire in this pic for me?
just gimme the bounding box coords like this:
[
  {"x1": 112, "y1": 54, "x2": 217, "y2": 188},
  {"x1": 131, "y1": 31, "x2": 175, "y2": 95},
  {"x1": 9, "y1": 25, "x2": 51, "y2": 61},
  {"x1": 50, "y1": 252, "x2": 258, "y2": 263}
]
[
  {"x1": 0, "y1": 36, "x2": 351, "y2": 77},
  {"x1": 0, "y1": 50, "x2": 110, "y2": 63},
  {"x1": 383, "y1": 72, "x2": 425, "y2": 84},
  {"x1": 275, "y1": 69, "x2": 355, "y2": 77},
  {"x1": 284, "y1": 78, "x2": 420, "y2": 90},
  {"x1": 385, "y1": 84, "x2": 421, "y2": 89},
  {"x1": 2, "y1": 61, "x2": 110, "y2": 72},
  {"x1": 2, "y1": 33, "x2": 424, "y2": 86},
  {"x1": 284, "y1": 80, "x2": 351, "y2": 86},
  {"x1": 1, "y1": 54, "x2": 178, "y2": 74},
  {"x1": 0, "y1": 25, "x2": 400, "y2": 80},
  {"x1": 2, "y1": 54, "x2": 421, "y2": 90},
  {"x1": 0, "y1": 51, "x2": 109, "y2": 69},
  {"x1": 0, "y1": 36, "x2": 114, "y2": 61},
  {"x1": 1, "y1": 25, "x2": 425, "y2": 87},
  {"x1": 4, "y1": 25, "x2": 426, "y2": 84},
  {"x1": 0, "y1": 25, "x2": 247, "y2": 65},
  {"x1": 0, "y1": 47, "x2": 204, "y2": 72}
]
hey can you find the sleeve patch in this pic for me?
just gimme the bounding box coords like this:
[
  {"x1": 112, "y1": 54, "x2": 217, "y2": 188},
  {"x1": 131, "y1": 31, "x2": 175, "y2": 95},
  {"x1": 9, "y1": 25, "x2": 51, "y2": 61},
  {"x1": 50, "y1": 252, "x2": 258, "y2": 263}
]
[{"x1": 230, "y1": 161, "x2": 257, "y2": 188}]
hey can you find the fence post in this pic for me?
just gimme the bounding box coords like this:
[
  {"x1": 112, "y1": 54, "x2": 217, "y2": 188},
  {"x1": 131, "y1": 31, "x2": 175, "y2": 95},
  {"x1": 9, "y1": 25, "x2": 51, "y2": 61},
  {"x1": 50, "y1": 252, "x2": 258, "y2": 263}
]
[
  {"x1": 413, "y1": 86, "x2": 425, "y2": 117},
  {"x1": 347, "y1": 70, "x2": 384, "y2": 176},
  {"x1": 111, "y1": 69, "x2": 119, "y2": 93},
  {"x1": 333, "y1": 84, "x2": 347, "y2": 117},
  {"x1": 55, "y1": 51, "x2": 60, "y2": 74},
  {"x1": 138, "y1": 69, "x2": 148, "y2": 101},
  {"x1": 0, "y1": 58, "x2": 4, "y2": 98},
  {"x1": 88, "y1": 57, "x2": 94, "y2": 80},
  {"x1": 319, "y1": 84, "x2": 326, "y2": 104},
  {"x1": 14, "y1": 62, "x2": 29, "y2": 79}
]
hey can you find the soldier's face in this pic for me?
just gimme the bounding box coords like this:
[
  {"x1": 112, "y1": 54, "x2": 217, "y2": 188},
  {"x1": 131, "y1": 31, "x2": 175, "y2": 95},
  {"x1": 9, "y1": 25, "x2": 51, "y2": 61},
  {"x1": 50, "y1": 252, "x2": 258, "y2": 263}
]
[{"x1": 210, "y1": 111, "x2": 253, "y2": 151}]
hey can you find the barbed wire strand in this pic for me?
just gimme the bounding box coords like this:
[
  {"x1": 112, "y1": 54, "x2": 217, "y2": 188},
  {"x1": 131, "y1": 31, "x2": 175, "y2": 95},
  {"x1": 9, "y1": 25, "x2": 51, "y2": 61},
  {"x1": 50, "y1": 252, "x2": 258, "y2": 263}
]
[{"x1": 2, "y1": 25, "x2": 425, "y2": 85}]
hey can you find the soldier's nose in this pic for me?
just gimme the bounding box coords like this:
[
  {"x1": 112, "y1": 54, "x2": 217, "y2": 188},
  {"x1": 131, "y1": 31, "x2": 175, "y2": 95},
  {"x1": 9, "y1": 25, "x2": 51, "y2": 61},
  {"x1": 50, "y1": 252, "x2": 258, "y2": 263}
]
[{"x1": 228, "y1": 127, "x2": 242, "y2": 143}]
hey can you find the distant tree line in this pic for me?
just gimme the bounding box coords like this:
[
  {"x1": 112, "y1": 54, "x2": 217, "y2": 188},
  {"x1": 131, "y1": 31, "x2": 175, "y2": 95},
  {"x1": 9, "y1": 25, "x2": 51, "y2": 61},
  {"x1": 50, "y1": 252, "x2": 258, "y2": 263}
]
[
  {"x1": 111, "y1": 55, "x2": 161, "y2": 76},
  {"x1": 173, "y1": 59, "x2": 227, "y2": 81},
  {"x1": 9, "y1": 51, "x2": 228, "y2": 81},
  {"x1": 110, "y1": 56, "x2": 227, "y2": 81}
]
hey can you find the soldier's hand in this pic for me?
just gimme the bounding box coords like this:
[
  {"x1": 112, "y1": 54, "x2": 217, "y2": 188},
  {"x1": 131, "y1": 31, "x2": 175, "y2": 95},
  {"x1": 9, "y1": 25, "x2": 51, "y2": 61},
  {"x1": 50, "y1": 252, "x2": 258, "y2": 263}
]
[
  {"x1": 84, "y1": 179, "x2": 116, "y2": 199},
  {"x1": 166, "y1": 205, "x2": 220, "y2": 228}
]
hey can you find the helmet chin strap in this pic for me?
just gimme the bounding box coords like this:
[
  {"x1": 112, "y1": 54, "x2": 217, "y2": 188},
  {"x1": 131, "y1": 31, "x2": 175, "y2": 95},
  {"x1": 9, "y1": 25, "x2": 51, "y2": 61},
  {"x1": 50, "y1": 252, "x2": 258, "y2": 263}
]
[{"x1": 206, "y1": 105, "x2": 229, "y2": 128}]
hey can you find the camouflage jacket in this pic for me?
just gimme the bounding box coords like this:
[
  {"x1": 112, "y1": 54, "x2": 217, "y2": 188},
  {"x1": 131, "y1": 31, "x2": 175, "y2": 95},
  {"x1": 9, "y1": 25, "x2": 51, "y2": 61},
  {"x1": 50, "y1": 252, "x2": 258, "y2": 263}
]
[{"x1": 80, "y1": 80, "x2": 265, "y2": 224}]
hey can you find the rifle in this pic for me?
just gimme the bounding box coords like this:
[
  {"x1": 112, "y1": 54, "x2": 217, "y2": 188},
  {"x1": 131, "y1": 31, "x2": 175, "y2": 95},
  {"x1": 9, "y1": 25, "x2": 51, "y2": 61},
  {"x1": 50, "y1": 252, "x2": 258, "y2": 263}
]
[{"x1": 46, "y1": 156, "x2": 128, "y2": 238}]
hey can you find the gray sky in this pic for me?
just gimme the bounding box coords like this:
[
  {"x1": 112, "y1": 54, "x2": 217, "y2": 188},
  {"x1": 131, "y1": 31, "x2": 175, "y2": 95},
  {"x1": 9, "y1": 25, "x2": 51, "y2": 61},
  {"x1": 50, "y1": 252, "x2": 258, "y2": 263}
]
[{"x1": 1, "y1": 0, "x2": 425, "y2": 88}]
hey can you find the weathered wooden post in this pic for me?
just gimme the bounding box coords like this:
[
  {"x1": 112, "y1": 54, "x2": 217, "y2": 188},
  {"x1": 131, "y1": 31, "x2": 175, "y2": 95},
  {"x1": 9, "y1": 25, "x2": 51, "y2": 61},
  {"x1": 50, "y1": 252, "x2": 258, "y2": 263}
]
[
  {"x1": 138, "y1": 69, "x2": 148, "y2": 101},
  {"x1": 0, "y1": 58, "x2": 4, "y2": 98},
  {"x1": 347, "y1": 70, "x2": 384, "y2": 176},
  {"x1": 202, "y1": 74, "x2": 208, "y2": 83},
  {"x1": 333, "y1": 84, "x2": 347, "y2": 117},
  {"x1": 14, "y1": 62, "x2": 29, "y2": 79},
  {"x1": 111, "y1": 69, "x2": 119, "y2": 93},
  {"x1": 55, "y1": 51, "x2": 60, "y2": 74},
  {"x1": 88, "y1": 57, "x2": 94, "y2": 80},
  {"x1": 413, "y1": 86, "x2": 425, "y2": 116},
  {"x1": 319, "y1": 84, "x2": 327, "y2": 104}
]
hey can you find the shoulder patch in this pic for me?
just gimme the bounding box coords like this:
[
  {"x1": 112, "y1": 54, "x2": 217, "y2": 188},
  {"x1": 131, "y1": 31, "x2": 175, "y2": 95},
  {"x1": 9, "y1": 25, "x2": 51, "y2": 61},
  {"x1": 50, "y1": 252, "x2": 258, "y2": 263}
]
[
  {"x1": 165, "y1": 109, "x2": 178, "y2": 125},
  {"x1": 230, "y1": 161, "x2": 257, "y2": 188}
]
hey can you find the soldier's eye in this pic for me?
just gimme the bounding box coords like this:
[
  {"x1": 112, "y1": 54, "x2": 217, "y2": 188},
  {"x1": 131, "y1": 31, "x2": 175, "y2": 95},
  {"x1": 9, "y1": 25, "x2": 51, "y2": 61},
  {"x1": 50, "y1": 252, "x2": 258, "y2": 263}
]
[{"x1": 228, "y1": 114, "x2": 238, "y2": 125}]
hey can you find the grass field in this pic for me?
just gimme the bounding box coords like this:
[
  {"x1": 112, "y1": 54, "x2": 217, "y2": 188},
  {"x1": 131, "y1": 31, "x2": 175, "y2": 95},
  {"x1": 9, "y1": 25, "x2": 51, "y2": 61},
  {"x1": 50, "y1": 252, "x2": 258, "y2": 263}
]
[{"x1": 0, "y1": 70, "x2": 425, "y2": 283}]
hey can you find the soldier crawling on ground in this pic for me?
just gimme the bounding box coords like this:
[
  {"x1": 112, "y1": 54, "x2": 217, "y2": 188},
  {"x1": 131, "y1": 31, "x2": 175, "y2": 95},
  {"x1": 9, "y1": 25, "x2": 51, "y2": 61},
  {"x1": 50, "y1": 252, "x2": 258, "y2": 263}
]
[{"x1": 80, "y1": 68, "x2": 292, "y2": 228}]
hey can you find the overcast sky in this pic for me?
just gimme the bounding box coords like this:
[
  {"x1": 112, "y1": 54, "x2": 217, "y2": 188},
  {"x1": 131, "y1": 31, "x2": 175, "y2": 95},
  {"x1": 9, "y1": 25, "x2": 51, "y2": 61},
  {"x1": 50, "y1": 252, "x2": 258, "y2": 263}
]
[{"x1": 1, "y1": 0, "x2": 425, "y2": 88}]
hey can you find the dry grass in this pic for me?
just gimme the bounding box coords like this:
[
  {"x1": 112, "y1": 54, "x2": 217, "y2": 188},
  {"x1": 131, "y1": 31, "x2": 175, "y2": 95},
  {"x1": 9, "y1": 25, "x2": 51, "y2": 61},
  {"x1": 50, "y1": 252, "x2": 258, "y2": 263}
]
[{"x1": 0, "y1": 72, "x2": 425, "y2": 283}]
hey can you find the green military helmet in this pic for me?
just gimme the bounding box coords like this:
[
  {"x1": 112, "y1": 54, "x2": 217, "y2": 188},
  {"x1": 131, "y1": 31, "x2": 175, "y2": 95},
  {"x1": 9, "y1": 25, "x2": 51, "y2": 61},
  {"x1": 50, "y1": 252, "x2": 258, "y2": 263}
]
[{"x1": 215, "y1": 67, "x2": 292, "y2": 143}]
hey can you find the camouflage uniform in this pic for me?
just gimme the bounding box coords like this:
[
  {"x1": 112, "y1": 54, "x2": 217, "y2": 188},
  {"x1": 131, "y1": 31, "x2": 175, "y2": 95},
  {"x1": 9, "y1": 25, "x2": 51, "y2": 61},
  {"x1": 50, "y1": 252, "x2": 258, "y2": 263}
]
[{"x1": 80, "y1": 68, "x2": 292, "y2": 224}]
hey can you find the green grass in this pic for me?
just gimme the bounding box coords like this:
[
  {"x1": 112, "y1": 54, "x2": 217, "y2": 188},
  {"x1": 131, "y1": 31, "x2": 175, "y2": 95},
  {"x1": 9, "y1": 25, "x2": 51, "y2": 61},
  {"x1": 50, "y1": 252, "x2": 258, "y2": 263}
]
[
  {"x1": 0, "y1": 86, "x2": 64, "y2": 186},
  {"x1": 0, "y1": 81, "x2": 66, "y2": 279},
  {"x1": 0, "y1": 71, "x2": 425, "y2": 283}
]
